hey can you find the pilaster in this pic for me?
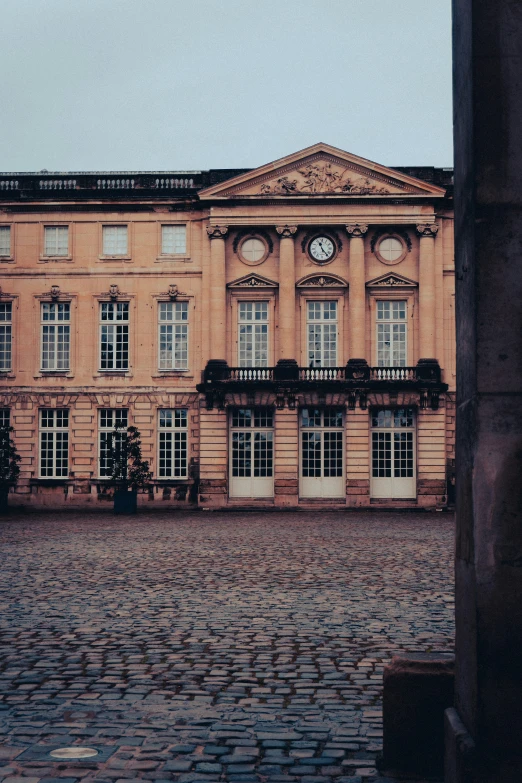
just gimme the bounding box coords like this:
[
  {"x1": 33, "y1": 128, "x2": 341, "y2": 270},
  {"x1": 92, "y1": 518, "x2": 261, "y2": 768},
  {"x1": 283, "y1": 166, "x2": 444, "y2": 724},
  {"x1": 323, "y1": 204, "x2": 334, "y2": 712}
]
[
  {"x1": 276, "y1": 225, "x2": 297, "y2": 362},
  {"x1": 206, "y1": 225, "x2": 228, "y2": 363},
  {"x1": 416, "y1": 223, "x2": 438, "y2": 360},
  {"x1": 346, "y1": 224, "x2": 368, "y2": 361}
]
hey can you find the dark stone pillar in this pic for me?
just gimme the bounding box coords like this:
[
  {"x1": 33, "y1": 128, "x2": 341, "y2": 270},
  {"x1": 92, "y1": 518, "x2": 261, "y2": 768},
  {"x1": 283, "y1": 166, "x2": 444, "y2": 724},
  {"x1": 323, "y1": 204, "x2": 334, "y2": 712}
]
[
  {"x1": 381, "y1": 653, "x2": 454, "y2": 778},
  {"x1": 449, "y1": 1, "x2": 522, "y2": 780}
]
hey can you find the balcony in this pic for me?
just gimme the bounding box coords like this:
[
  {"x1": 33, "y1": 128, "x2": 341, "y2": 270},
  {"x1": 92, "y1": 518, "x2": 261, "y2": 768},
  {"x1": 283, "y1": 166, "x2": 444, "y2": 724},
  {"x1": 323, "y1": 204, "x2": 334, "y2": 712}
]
[{"x1": 197, "y1": 358, "x2": 447, "y2": 410}]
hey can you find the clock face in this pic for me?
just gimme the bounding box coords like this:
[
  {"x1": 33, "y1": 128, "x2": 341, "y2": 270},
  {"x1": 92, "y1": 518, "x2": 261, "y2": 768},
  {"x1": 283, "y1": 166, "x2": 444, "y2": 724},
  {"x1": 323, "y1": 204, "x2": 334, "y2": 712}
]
[{"x1": 309, "y1": 235, "x2": 335, "y2": 263}]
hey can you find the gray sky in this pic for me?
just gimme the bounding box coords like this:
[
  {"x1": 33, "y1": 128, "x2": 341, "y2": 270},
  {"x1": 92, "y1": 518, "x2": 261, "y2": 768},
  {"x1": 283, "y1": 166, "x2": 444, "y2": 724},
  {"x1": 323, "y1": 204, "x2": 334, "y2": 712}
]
[{"x1": 1, "y1": 0, "x2": 453, "y2": 172}]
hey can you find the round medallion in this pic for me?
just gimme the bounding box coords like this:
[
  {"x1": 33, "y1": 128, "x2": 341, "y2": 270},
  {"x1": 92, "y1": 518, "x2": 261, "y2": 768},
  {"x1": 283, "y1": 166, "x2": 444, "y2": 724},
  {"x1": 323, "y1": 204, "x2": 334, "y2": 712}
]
[
  {"x1": 238, "y1": 236, "x2": 268, "y2": 265},
  {"x1": 308, "y1": 235, "x2": 336, "y2": 264},
  {"x1": 375, "y1": 235, "x2": 407, "y2": 265}
]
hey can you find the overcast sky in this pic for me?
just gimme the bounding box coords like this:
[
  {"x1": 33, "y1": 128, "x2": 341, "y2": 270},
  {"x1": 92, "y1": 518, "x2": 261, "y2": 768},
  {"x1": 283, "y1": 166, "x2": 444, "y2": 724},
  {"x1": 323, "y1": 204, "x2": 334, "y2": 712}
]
[{"x1": 1, "y1": 0, "x2": 453, "y2": 173}]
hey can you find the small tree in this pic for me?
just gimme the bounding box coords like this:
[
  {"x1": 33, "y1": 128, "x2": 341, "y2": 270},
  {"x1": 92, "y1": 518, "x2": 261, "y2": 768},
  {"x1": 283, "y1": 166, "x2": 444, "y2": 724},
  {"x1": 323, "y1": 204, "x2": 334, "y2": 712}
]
[
  {"x1": 0, "y1": 425, "x2": 21, "y2": 513},
  {"x1": 106, "y1": 426, "x2": 152, "y2": 512}
]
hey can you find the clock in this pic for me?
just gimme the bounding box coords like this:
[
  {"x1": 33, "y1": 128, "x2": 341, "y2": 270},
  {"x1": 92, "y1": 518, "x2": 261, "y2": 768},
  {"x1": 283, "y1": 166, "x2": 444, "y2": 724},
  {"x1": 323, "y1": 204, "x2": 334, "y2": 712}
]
[{"x1": 309, "y1": 235, "x2": 335, "y2": 263}]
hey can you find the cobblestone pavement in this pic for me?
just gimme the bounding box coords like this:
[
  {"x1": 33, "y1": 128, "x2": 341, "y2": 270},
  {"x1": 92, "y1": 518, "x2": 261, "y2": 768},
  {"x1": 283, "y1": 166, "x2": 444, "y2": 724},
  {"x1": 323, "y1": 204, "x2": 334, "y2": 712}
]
[{"x1": 0, "y1": 511, "x2": 454, "y2": 783}]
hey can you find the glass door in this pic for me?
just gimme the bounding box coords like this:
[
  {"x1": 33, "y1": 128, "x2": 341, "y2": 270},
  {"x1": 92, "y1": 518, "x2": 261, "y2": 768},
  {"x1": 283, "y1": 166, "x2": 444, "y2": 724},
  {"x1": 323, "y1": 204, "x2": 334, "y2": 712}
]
[
  {"x1": 229, "y1": 407, "x2": 274, "y2": 498},
  {"x1": 371, "y1": 408, "x2": 416, "y2": 498},
  {"x1": 300, "y1": 408, "x2": 344, "y2": 498}
]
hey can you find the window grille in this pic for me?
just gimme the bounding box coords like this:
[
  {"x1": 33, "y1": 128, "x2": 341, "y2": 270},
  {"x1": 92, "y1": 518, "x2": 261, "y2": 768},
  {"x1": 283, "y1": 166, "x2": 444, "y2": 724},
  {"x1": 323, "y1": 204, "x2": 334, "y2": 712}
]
[
  {"x1": 41, "y1": 302, "x2": 70, "y2": 370},
  {"x1": 44, "y1": 226, "x2": 69, "y2": 256},
  {"x1": 0, "y1": 226, "x2": 11, "y2": 256},
  {"x1": 238, "y1": 301, "x2": 268, "y2": 367},
  {"x1": 99, "y1": 408, "x2": 128, "y2": 477},
  {"x1": 40, "y1": 409, "x2": 69, "y2": 478},
  {"x1": 158, "y1": 301, "x2": 188, "y2": 370},
  {"x1": 307, "y1": 301, "x2": 337, "y2": 367},
  {"x1": 0, "y1": 302, "x2": 12, "y2": 371},
  {"x1": 100, "y1": 302, "x2": 129, "y2": 370},
  {"x1": 102, "y1": 225, "x2": 128, "y2": 255},
  {"x1": 376, "y1": 300, "x2": 407, "y2": 367},
  {"x1": 158, "y1": 409, "x2": 188, "y2": 477},
  {"x1": 161, "y1": 225, "x2": 186, "y2": 254}
]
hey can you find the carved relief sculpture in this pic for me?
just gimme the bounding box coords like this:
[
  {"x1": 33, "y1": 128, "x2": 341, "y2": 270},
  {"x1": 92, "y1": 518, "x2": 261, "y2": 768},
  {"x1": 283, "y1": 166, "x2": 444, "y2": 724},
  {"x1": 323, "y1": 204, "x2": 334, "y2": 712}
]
[{"x1": 260, "y1": 164, "x2": 391, "y2": 195}]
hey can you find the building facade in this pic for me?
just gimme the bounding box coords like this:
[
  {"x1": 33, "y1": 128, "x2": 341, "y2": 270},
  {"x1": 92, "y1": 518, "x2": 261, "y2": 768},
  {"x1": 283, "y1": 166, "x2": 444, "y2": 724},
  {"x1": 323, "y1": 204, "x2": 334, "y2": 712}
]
[{"x1": 0, "y1": 143, "x2": 455, "y2": 509}]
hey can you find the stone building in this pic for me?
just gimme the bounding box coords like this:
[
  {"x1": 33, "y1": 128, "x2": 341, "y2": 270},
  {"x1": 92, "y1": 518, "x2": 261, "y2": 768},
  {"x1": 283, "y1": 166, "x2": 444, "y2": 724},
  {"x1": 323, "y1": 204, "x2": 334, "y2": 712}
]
[{"x1": 0, "y1": 143, "x2": 454, "y2": 509}]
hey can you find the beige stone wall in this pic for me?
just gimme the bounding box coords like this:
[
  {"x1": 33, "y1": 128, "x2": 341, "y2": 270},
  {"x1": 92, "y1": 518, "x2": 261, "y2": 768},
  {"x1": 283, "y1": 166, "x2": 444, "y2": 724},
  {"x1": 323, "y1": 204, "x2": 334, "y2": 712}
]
[{"x1": 0, "y1": 153, "x2": 455, "y2": 509}]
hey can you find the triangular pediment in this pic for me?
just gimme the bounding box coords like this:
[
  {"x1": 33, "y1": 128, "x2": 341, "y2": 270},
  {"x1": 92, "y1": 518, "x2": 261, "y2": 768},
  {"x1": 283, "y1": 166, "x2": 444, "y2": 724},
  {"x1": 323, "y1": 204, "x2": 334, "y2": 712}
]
[
  {"x1": 227, "y1": 273, "x2": 278, "y2": 289},
  {"x1": 366, "y1": 273, "x2": 418, "y2": 288},
  {"x1": 199, "y1": 143, "x2": 446, "y2": 199}
]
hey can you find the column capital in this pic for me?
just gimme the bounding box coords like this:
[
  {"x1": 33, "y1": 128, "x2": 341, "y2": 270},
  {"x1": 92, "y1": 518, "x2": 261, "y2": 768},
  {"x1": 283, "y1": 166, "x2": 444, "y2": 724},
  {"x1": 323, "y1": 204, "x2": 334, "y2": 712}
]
[
  {"x1": 275, "y1": 225, "x2": 297, "y2": 238},
  {"x1": 206, "y1": 225, "x2": 228, "y2": 239},
  {"x1": 345, "y1": 224, "x2": 368, "y2": 237},
  {"x1": 416, "y1": 223, "x2": 439, "y2": 237}
]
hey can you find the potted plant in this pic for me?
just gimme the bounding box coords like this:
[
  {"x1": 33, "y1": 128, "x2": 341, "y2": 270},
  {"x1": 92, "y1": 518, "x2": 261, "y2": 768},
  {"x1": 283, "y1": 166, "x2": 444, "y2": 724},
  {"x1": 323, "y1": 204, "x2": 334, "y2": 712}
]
[
  {"x1": 0, "y1": 424, "x2": 21, "y2": 514},
  {"x1": 105, "y1": 425, "x2": 152, "y2": 514}
]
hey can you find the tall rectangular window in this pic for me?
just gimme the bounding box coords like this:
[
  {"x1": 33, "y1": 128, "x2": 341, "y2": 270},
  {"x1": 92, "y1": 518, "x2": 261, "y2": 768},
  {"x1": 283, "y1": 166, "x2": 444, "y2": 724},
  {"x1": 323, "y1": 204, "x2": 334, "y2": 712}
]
[
  {"x1": 99, "y1": 408, "x2": 128, "y2": 477},
  {"x1": 158, "y1": 301, "x2": 188, "y2": 370},
  {"x1": 44, "y1": 226, "x2": 69, "y2": 256},
  {"x1": 100, "y1": 302, "x2": 129, "y2": 370},
  {"x1": 161, "y1": 225, "x2": 186, "y2": 254},
  {"x1": 41, "y1": 302, "x2": 70, "y2": 370},
  {"x1": 377, "y1": 300, "x2": 407, "y2": 366},
  {"x1": 0, "y1": 226, "x2": 11, "y2": 256},
  {"x1": 0, "y1": 408, "x2": 10, "y2": 428},
  {"x1": 158, "y1": 409, "x2": 188, "y2": 477},
  {"x1": 102, "y1": 225, "x2": 128, "y2": 255},
  {"x1": 238, "y1": 301, "x2": 268, "y2": 367},
  {"x1": 40, "y1": 409, "x2": 69, "y2": 478},
  {"x1": 0, "y1": 302, "x2": 12, "y2": 371},
  {"x1": 307, "y1": 301, "x2": 337, "y2": 367}
]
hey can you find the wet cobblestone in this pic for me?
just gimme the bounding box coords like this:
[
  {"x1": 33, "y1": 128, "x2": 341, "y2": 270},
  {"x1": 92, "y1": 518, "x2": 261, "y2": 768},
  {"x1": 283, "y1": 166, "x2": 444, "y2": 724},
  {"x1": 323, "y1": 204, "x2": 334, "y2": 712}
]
[{"x1": 0, "y1": 511, "x2": 454, "y2": 782}]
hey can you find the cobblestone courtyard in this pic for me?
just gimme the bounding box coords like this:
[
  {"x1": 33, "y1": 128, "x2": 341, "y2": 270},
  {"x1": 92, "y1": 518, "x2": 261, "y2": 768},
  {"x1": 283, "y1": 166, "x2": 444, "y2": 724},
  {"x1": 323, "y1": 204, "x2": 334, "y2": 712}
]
[{"x1": 0, "y1": 512, "x2": 454, "y2": 783}]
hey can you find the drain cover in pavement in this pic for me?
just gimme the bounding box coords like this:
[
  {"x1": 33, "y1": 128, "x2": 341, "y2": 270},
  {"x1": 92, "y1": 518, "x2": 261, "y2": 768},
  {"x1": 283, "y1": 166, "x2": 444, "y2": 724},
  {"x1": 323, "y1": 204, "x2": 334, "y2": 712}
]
[
  {"x1": 17, "y1": 745, "x2": 115, "y2": 763},
  {"x1": 50, "y1": 747, "x2": 99, "y2": 759}
]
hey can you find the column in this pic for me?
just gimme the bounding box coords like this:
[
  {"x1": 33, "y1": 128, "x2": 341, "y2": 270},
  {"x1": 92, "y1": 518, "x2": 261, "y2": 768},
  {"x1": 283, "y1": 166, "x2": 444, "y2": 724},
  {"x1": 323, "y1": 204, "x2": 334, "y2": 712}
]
[
  {"x1": 416, "y1": 223, "x2": 438, "y2": 359},
  {"x1": 206, "y1": 225, "x2": 228, "y2": 363},
  {"x1": 447, "y1": 3, "x2": 522, "y2": 782},
  {"x1": 346, "y1": 224, "x2": 368, "y2": 360},
  {"x1": 275, "y1": 225, "x2": 297, "y2": 363}
]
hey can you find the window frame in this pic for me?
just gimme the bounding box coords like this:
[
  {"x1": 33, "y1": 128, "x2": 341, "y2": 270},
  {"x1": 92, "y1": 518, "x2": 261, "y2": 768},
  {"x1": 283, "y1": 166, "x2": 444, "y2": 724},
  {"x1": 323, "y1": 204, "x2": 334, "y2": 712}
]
[
  {"x1": 237, "y1": 300, "x2": 270, "y2": 367},
  {"x1": 367, "y1": 288, "x2": 416, "y2": 367},
  {"x1": 0, "y1": 408, "x2": 10, "y2": 428},
  {"x1": 99, "y1": 223, "x2": 131, "y2": 260},
  {"x1": 376, "y1": 299, "x2": 408, "y2": 368},
  {"x1": 98, "y1": 408, "x2": 129, "y2": 479},
  {"x1": 40, "y1": 301, "x2": 71, "y2": 372},
  {"x1": 156, "y1": 222, "x2": 190, "y2": 261},
  {"x1": 0, "y1": 225, "x2": 13, "y2": 261},
  {"x1": 99, "y1": 300, "x2": 130, "y2": 372},
  {"x1": 42, "y1": 225, "x2": 70, "y2": 259},
  {"x1": 157, "y1": 300, "x2": 189, "y2": 371},
  {"x1": 157, "y1": 408, "x2": 189, "y2": 479},
  {"x1": 306, "y1": 299, "x2": 339, "y2": 368},
  {"x1": 39, "y1": 408, "x2": 69, "y2": 479},
  {"x1": 0, "y1": 300, "x2": 13, "y2": 372}
]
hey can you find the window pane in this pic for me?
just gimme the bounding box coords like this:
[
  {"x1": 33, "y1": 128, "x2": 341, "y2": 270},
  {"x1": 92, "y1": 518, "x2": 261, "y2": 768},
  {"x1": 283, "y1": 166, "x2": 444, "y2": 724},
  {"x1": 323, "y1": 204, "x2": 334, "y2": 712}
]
[
  {"x1": 161, "y1": 225, "x2": 186, "y2": 254},
  {"x1": 0, "y1": 325, "x2": 12, "y2": 370},
  {"x1": 0, "y1": 409, "x2": 10, "y2": 428},
  {"x1": 44, "y1": 226, "x2": 69, "y2": 256},
  {"x1": 0, "y1": 226, "x2": 11, "y2": 256},
  {"x1": 103, "y1": 225, "x2": 128, "y2": 255}
]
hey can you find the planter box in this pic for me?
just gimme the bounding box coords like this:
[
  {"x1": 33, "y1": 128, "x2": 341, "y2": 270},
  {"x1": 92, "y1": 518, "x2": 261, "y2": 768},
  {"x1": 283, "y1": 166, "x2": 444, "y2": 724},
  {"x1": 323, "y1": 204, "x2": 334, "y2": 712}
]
[{"x1": 114, "y1": 489, "x2": 137, "y2": 515}]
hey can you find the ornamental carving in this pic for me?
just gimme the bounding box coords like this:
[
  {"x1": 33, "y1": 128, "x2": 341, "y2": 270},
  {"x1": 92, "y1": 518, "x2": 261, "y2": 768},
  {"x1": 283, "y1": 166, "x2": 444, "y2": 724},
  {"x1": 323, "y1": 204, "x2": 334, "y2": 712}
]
[
  {"x1": 298, "y1": 275, "x2": 347, "y2": 288},
  {"x1": 259, "y1": 164, "x2": 391, "y2": 195},
  {"x1": 346, "y1": 224, "x2": 369, "y2": 237},
  {"x1": 234, "y1": 276, "x2": 271, "y2": 287},
  {"x1": 416, "y1": 223, "x2": 439, "y2": 237},
  {"x1": 275, "y1": 225, "x2": 297, "y2": 238},
  {"x1": 366, "y1": 273, "x2": 417, "y2": 288},
  {"x1": 206, "y1": 225, "x2": 228, "y2": 239}
]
